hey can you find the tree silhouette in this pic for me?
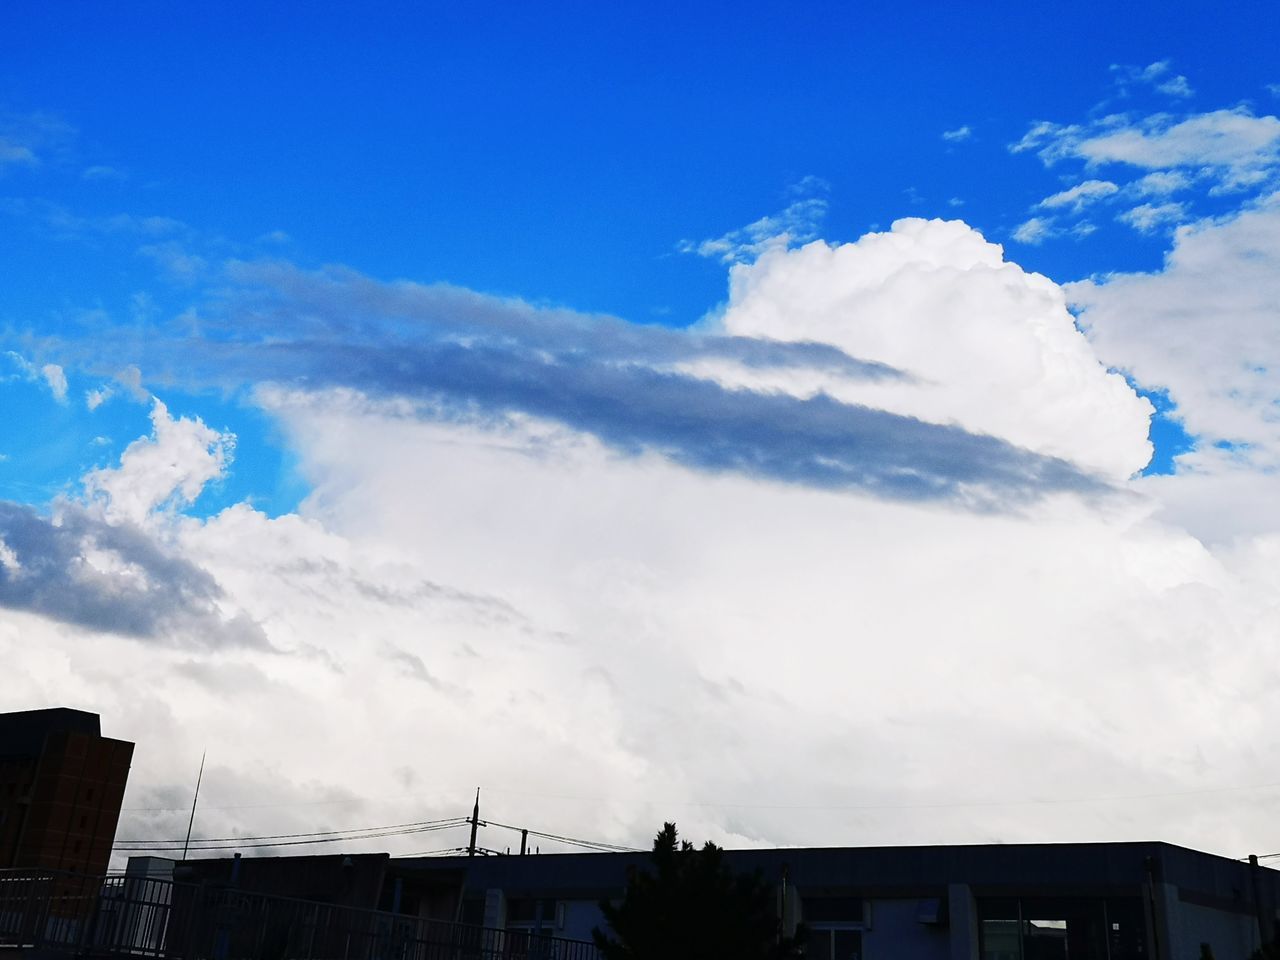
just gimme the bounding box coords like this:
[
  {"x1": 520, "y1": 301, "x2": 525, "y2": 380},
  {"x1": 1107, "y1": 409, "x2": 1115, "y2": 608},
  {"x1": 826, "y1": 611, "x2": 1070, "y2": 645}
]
[{"x1": 593, "y1": 823, "x2": 805, "y2": 960}]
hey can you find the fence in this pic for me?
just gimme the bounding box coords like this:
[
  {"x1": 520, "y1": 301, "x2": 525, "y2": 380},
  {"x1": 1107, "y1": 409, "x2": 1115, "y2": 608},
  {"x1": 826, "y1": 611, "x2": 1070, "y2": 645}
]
[{"x1": 0, "y1": 869, "x2": 601, "y2": 960}]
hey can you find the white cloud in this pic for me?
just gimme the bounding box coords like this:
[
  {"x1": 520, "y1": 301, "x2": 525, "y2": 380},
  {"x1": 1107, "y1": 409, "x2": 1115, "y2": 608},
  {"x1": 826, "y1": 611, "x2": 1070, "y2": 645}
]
[
  {"x1": 1080, "y1": 109, "x2": 1280, "y2": 172},
  {"x1": 942, "y1": 125, "x2": 973, "y2": 142},
  {"x1": 1038, "y1": 179, "x2": 1120, "y2": 211},
  {"x1": 1014, "y1": 106, "x2": 1280, "y2": 216},
  {"x1": 5, "y1": 353, "x2": 70, "y2": 403},
  {"x1": 707, "y1": 218, "x2": 1151, "y2": 480},
  {"x1": 1117, "y1": 201, "x2": 1188, "y2": 233},
  {"x1": 83, "y1": 400, "x2": 232, "y2": 525},
  {"x1": 1156, "y1": 75, "x2": 1194, "y2": 98},
  {"x1": 14, "y1": 209, "x2": 1280, "y2": 864},
  {"x1": 1134, "y1": 170, "x2": 1192, "y2": 195},
  {"x1": 7, "y1": 373, "x2": 1275, "y2": 862}
]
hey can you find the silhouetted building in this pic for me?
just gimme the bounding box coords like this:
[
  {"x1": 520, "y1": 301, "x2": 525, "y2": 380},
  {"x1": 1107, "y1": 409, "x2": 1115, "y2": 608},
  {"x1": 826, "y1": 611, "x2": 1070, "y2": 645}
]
[
  {"x1": 0, "y1": 707, "x2": 133, "y2": 875},
  {"x1": 135, "y1": 840, "x2": 1280, "y2": 960}
]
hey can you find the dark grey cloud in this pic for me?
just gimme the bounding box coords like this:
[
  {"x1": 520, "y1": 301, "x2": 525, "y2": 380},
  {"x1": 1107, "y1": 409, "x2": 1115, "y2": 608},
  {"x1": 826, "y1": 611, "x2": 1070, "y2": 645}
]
[
  {"x1": 58, "y1": 262, "x2": 1108, "y2": 508},
  {"x1": 0, "y1": 501, "x2": 266, "y2": 647}
]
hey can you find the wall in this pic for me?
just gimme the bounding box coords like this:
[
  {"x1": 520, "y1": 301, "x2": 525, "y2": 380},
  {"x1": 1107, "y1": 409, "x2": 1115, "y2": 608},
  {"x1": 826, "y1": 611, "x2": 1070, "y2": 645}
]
[{"x1": 863, "y1": 898, "x2": 952, "y2": 960}]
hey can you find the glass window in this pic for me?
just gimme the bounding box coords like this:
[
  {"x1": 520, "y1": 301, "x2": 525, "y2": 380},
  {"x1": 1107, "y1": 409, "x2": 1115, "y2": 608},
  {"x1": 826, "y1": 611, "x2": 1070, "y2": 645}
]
[
  {"x1": 978, "y1": 897, "x2": 1146, "y2": 960},
  {"x1": 805, "y1": 928, "x2": 862, "y2": 960}
]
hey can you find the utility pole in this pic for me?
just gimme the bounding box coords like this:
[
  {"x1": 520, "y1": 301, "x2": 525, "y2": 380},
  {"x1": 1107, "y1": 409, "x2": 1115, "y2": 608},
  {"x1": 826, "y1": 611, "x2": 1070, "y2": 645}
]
[{"x1": 467, "y1": 788, "x2": 480, "y2": 857}]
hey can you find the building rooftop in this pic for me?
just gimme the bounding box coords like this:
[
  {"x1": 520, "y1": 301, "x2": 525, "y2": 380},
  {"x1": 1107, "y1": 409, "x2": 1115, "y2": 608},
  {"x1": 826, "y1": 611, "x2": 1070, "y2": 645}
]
[{"x1": 0, "y1": 707, "x2": 103, "y2": 757}]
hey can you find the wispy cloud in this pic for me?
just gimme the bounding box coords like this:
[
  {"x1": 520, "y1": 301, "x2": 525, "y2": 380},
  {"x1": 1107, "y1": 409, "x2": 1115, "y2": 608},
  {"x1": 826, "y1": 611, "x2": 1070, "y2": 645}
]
[
  {"x1": 678, "y1": 179, "x2": 831, "y2": 264},
  {"x1": 1012, "y1": 70, "x2": 1280, "y2": 237},
  {"x1": 942, "y1": 125, "x2": 973, "y2": 143},
  {"x1": 1012, "y1": 216, "x2": 1055, "y2": 245},
  {"x1": 1037, "y1": 179, "x2": 1119, "y2": 212},
  {"x1": 1014, "y1": 108, "x2": 1280, "y2": 192},
  {"x1": 1117, "y1": 201, "x2": 1187, "y2": 234},
  {"x1": 0, "y1": 110, "x2": 76, "y2": 173},
  {"x1": 1111, "y1": 61, "x2": 1194, "y2": 99}
]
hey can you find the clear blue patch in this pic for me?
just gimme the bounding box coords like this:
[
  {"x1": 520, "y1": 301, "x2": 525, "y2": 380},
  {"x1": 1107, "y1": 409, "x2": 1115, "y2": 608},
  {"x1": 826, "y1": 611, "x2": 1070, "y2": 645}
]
[{"x1": 1136, "y1": 387, "x2": 1196, "y2": 476}]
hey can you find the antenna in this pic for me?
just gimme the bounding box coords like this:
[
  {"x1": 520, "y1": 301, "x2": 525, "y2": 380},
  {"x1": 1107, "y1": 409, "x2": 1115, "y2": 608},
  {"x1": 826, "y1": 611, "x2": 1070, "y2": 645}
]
[{"x1": 181, "y1": 751, "x2": 206, "y2": 862}]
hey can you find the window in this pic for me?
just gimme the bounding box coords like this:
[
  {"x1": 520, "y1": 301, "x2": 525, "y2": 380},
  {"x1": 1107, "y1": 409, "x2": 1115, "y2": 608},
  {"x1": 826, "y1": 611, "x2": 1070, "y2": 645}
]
[
  {"x1": 803, "y1": 896, "x2": 864, "y2": 960},
  {"x1": 978, "y1": 897, "x2": 1146, "y2": 960},
  {"x1": 804, "y1": 928, "x2": 862, "y2": 960}
]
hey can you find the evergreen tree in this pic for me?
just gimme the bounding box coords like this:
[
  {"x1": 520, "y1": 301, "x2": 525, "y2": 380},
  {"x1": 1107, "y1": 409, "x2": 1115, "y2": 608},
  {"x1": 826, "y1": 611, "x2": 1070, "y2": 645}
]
[{"x1": 593, "y1": 823, "x2": 805, "y2": 960}]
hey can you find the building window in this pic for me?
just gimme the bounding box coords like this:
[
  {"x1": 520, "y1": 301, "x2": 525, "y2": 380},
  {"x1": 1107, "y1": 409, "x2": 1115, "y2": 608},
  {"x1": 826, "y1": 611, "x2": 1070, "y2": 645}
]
[
  {"x1": 803, "y1": 928, "x2": 861, "y2": 960},
  {"x1": 978, "y1": 897, "x2": 1146, "y2": 960}
]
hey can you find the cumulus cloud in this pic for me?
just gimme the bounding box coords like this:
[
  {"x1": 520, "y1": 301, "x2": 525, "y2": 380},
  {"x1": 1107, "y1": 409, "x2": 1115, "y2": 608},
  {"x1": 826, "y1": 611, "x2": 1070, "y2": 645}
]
[
  {"x1": 12, "y1": 206, "x2": 1280, "y2": 861},
  {"x1": 26, "y1": 382, "x2": 1267, "y2": 863},
  {"x1": 84, "y1": 400, "x2": 232, "y2": 525},
  {"x1": 710, "y1": 218, "x2": 1151, "y2": 480},
  {"x1": 941, "y1": 125, "x2": 973, "y2": 142}
]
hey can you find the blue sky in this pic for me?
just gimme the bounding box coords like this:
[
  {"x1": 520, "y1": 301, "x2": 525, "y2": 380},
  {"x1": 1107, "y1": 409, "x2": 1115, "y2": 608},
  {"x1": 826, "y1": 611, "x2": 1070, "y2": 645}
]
[
  {"x1": 7, "y1": 3, "x2": 1280, "y2": 856},
  {"x1": 4, "y1": 3, "x2": 1278, "y2": 507},
  {"x1": 4, "y1": 1, "x2": 1277, "y2": 514}
]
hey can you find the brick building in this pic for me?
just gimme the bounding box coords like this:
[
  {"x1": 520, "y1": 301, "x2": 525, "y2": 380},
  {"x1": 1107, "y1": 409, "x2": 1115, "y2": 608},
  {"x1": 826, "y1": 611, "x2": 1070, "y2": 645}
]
[{"x1": 0, "y1": 707, "x2": 133, "y2": 875}]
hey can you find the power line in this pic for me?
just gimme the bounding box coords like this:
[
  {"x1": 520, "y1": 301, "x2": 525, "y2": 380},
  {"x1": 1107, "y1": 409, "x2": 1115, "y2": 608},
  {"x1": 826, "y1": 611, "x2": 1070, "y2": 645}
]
[
  {"x1": 483, "y1": 818, "x2": 641, "y2": 853},
  {"x1": 118, "y1": 817, "x2": 467, "y2": 846},
  {"x1": 113, "y1": 825, "x2": 465, "y2": 853},
  {"x1": 114, "y1": 820, "x2": 468, "y2": 852}
]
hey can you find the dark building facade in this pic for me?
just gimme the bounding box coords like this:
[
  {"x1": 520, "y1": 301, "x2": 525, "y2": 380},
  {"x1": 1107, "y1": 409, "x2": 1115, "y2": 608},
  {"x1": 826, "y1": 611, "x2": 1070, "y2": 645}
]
[
  {"x1": 136, "y1": 841, "x2": 1280, "y2": 960},
  {"x1": 0, "y1": 707, "x2": 133, "y2": 876}
]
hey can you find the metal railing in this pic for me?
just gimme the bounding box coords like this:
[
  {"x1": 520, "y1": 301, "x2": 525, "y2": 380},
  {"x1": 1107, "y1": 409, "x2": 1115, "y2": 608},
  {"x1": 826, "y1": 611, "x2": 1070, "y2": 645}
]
[{"x1": 0, "y1": 869, "x2": 601, "y2": 960}]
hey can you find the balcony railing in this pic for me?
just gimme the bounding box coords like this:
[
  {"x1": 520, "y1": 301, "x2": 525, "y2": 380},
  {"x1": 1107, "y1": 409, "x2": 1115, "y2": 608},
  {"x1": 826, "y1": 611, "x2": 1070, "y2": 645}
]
[{"x1": 0, "y1": 869, "x2": 601, "y2": 960}]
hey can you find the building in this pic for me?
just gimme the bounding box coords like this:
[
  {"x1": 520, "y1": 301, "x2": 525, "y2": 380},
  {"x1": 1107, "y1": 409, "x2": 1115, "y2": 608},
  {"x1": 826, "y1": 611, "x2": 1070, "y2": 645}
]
[
  {"x1": 0, "y1": 707, "x2": 134, "y2": 876},
  {"x1": 139, "y1": 840, "x2": 1280, "y2": 960}
]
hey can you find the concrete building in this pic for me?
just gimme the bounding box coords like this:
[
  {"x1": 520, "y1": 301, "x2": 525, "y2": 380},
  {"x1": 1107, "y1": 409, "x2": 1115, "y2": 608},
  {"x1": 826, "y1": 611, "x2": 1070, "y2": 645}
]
[
  {"x1": 135, "y1": 840, "x2": 1280, "y2": 959},
  {"x1": 0, "y1": 707, "x2": 133, "y2": 876}
]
